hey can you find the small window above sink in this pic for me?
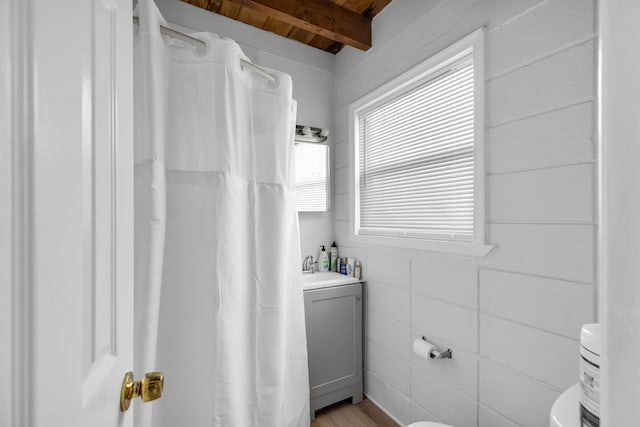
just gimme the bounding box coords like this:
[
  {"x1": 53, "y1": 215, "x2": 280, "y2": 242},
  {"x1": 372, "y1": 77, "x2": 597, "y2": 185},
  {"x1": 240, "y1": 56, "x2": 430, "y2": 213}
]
[{"x1": 295, "y1": 125, "x2": 329, "y2": 212}]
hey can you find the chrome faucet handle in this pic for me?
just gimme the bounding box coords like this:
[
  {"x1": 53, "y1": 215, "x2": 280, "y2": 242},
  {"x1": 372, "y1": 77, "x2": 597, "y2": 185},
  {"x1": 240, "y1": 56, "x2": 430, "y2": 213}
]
[{"x1": 302, "y1": 255, "x2": 315, "y2": 273}]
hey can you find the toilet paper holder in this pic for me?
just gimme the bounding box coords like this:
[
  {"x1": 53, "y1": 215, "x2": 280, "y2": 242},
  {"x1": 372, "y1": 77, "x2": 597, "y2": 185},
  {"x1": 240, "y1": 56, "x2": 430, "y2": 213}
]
[{"x1": 422, "y1": 336, "x2": 452, "y2": 359}]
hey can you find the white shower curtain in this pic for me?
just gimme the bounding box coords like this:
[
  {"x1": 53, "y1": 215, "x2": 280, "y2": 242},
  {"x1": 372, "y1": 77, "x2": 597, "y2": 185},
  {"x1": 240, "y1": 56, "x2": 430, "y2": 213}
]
[{"x1": 134, "y1": 2, "x2": 310, "y2": 426}]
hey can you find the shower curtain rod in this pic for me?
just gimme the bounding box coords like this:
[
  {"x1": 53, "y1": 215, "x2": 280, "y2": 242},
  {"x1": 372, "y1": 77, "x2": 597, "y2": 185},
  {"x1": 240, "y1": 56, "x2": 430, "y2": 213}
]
[{"x1": 133, "y1": 16, "x2": 278, "y2": 85}]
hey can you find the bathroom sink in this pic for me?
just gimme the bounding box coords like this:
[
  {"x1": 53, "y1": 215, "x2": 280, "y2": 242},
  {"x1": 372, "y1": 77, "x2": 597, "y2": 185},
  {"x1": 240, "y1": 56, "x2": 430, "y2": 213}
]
[{"x1": 301, "y1": 271, "x2": 360, "y2": 290}]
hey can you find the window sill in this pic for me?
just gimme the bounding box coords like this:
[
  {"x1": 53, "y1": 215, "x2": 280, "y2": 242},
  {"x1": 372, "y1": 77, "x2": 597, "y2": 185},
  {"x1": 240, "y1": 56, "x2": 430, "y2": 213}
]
[{"x1": 348, "y1": 234, "x2": 495, "y2": 258}]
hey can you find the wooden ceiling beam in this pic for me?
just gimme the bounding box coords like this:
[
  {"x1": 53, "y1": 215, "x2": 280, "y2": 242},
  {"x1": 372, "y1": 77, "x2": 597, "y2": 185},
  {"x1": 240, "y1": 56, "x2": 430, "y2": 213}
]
[{"x1": 225, "y1": 0, "x2": 372, "y2": 51}]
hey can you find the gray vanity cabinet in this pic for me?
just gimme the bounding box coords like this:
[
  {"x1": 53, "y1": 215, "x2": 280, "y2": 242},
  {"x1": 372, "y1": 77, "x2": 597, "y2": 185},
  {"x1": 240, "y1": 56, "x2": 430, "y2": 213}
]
[{"x1": 303, "y1": 282, "x2": 363, "y2": 419}]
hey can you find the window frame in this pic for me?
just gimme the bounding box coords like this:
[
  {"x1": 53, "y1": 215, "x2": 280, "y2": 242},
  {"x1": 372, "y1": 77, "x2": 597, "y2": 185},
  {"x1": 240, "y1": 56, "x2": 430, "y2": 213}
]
[{"x1": 348, "y1": 28, "x2": 494, "y2": 257}]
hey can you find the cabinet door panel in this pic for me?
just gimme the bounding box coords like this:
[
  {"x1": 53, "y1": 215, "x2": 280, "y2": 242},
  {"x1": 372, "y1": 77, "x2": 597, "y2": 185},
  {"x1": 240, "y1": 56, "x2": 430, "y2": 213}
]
[{"x1": 304, "y1": 283, "x2": 362, "y2": 399}]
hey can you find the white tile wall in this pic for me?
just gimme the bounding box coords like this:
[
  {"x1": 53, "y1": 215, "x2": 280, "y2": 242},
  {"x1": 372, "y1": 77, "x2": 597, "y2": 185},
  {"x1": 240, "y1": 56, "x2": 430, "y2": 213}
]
[
  {"x1": 333, "y1": 0, "x2": 597, "y2": 425},
  {"x1": 366, "y1": 309, "x2": 412, "y2": 360},
  {"x1": 487, "y1": 102, "x2": 594, "y2": 174},
  {"x1": 488, "y1": 163, "x2": 594, "y2": 223},
  {"x1": 366, "y1": 280, "x2": 411, "y2": 325},
  {"x1": 480, "y1": 224, "x2": 594, "y2": 283},
  {"x1": 332, "y1": 106, "x2": 350, "y2": 143},
  {"x1": 410, "y1": 402, "x2": 441, "y2": 425},
  {"x1": 480, "y1": 314, "x2": 579, "y2": 390},
  {"x1": 366, "y1": 369, "x2": 412, "y2": 426},
  {"x1": 333, "y1": 0, "x2": 545, "y2": 105},
  {"x1": 334, "y1": 220, "x2": 350, "y2": 247},
  {"x1": 487, "y1": 0, "x2": 596, "y2": 77},
  {"x1": 479, "y1": 269, "x2": 594, "y2": 339},
  {"x1": 488, "y1": 40, "x2": 595, "y2": 126},
  {"x1": 479, "y1": 359, "x2": 560, "y2": 427},
  {"x1": 333, "y1": 193, "x2": 349, "y2": 221},
  {"x1": 366, "y1": 247, "x2": 411, "y2": 288},
  {"x1": 334, "y1": 143, "x2": 349, "y2": 170},
  {"x1": 333, "y1": 164, "x2": 349, "y2": 193},
  {"x1": 412, "y1": 367, "x2": 478, "y2": 427},
  {"x1": 411, "y1": 252, "x2": 478, "y2": 308},
  {"x1": 410, "y1": 331, "x2": 478, "y2": 400},
  {"x1": 412, "y1": 294, "x2": 478, "y2": 352},
  {"x1": 478, "y1": 404, "x2": 519, "y2": 427},
  {"x1": 366, "y1": 339, "x2": 411, "y2": 395}
]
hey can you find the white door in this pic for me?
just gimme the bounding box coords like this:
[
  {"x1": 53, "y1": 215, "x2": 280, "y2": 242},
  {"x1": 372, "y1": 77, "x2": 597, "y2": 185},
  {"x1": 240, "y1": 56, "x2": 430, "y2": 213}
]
[{"x1": 1, "y1": 0, "x2": 141, "y2": 425}]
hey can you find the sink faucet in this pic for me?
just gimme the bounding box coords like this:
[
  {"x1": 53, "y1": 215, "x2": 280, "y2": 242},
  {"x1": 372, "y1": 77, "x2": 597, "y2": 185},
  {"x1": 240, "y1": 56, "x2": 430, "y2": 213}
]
[{"x1": 302, "y1": 255, "x2": 316, "y2": 274}]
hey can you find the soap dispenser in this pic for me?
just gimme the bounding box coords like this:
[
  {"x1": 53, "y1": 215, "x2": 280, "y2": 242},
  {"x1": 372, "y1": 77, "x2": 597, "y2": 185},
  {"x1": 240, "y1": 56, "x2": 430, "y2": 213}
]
[{"x1": 319, "y1": 246, "x2": 330, "y2": 272}]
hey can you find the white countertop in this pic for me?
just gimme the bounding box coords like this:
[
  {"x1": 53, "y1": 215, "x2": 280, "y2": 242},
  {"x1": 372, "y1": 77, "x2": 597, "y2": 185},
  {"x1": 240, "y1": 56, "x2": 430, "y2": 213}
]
[{"x1": 301, "y1": 271, "x2": 361, "y2": 291}]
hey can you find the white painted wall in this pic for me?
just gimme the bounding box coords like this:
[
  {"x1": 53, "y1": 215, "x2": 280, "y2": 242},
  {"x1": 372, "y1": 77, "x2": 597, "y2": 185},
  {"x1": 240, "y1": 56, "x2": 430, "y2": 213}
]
[
  {"x1": 599, "y1": 1, "x2": 640, "y2": 425},
  {"x1": 155, "y1": 0, "x2": 336, "y2": 262},
  {"x1": 333, "y1": 1, "x2": 597, "y2": 426}
]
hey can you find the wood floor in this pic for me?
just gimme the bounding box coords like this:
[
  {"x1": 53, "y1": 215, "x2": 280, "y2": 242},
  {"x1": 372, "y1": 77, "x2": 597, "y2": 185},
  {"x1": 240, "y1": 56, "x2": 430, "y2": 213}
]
[{"x1": 310, "y1": 398, "x2": 400, "y2": 427}]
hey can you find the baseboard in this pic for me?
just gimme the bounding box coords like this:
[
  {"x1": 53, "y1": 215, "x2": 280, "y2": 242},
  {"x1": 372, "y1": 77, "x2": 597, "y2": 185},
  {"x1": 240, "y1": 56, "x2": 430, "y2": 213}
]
[{"x1": 363, "y1": 393, "x2": 406, "y2": 427}]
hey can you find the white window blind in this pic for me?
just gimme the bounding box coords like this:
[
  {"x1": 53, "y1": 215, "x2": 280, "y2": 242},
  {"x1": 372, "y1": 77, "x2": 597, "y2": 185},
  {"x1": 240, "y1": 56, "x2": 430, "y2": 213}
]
[
  {"x1": 357, "y1": 55, "x2": 475, "y2": 242},
  {"x1": 295, "y1": 142, "x2": 329, "y2": 212}
]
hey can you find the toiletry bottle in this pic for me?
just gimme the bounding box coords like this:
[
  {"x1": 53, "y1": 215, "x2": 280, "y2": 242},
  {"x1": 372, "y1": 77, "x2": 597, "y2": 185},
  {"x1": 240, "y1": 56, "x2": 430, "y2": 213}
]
[
  {"x1": 340, "y1": 257, "x2": 347, "y2": 275},
  {"x1": 354, "y1": 260, "x2": 362, "y2": 280},
  {"x1": 319, "y1": 246, "x2": 330, "y2": 272},
  {"x1": 329, "y1": 241, "x2": 338, "y2": 272},
  {"x1": 346, "y1": 257, "x2": 355, "y2": 276}
]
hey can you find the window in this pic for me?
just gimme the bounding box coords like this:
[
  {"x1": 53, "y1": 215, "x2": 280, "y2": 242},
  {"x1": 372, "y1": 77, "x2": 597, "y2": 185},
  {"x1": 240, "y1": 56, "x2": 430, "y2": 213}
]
[
  {"x1": 295, "y1": 142, "x2": 329, "y2": 212},
  {"x1": 350, "y1": 29, "x2": 491, "y2": 256}
]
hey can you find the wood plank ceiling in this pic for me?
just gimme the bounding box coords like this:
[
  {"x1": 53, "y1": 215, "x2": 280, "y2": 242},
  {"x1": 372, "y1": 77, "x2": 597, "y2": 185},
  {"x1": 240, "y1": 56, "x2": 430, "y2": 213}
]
[{"x1": 181, "y1": 0, "x2": 393, "y2": 53}]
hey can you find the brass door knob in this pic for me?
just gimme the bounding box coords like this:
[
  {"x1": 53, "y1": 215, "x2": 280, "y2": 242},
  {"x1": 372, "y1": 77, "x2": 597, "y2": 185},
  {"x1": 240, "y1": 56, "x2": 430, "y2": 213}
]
[{"x1": 120, "y1": 371, "x2": 164, "y2": 412}]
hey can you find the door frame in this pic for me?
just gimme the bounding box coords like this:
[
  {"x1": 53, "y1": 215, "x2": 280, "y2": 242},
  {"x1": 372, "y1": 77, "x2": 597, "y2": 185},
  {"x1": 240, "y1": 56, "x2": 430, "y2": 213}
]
[
  {"x1": 598, "y1": 1, "x2": 640, "y2": 424},
  {"x1": 2, "y1": 0, "x2": 33, "y2": 424}
]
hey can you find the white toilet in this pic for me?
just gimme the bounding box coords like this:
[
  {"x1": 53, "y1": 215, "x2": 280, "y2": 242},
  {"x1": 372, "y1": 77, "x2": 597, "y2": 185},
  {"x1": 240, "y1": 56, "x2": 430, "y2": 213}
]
[
  {"x1": 407, "y1": 422, "x2": 452, "y2": 427},
  {"x1": 549, "y1": 383, "x2": 580, "y2": 427}
]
